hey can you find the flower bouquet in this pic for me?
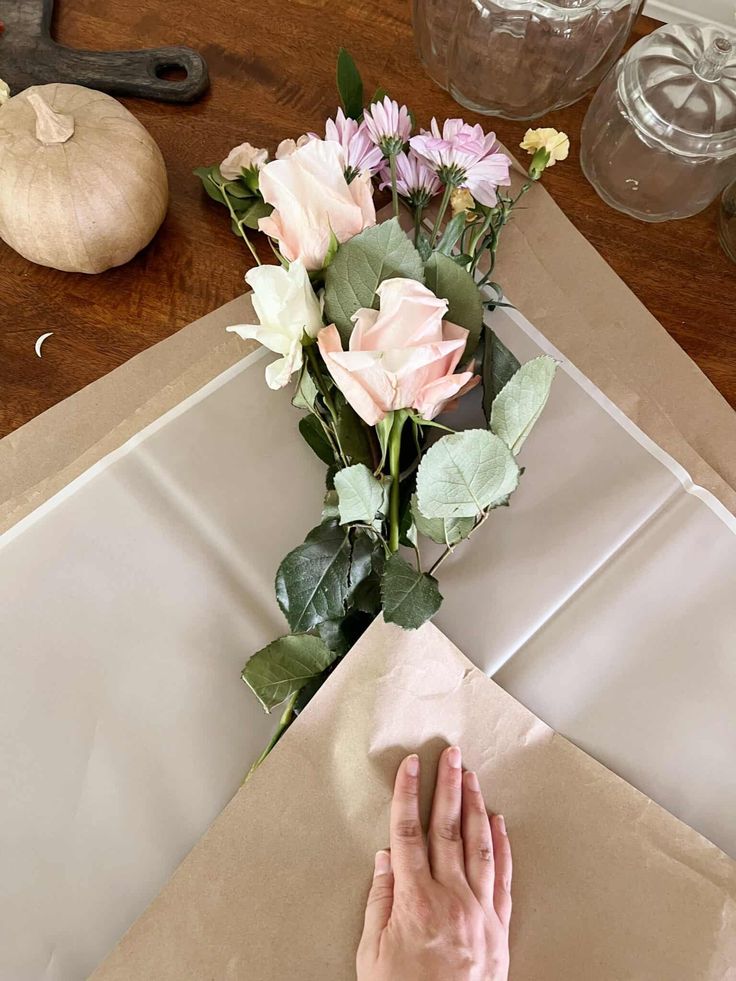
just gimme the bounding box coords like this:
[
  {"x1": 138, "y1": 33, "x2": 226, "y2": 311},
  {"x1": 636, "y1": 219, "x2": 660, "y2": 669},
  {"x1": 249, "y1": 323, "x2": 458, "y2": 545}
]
[{"x1": 195, "y1": 51, "x2": 568, "y2": 768}]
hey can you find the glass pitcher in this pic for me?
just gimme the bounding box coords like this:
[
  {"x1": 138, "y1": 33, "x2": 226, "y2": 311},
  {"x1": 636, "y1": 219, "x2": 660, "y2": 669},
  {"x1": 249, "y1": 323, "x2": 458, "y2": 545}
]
[
  {"x1": 412, "y1": 0, "x2": 645, "y2": 120},
  {"x1": 580, "y1": 24, "x2": 736, "y2": 222}
]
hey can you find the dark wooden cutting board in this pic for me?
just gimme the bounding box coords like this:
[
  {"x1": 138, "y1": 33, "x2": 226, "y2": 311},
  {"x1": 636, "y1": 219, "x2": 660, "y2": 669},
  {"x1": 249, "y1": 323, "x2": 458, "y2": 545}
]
[{"x1": 0, "y1": 0, "x2": 209, "y2": 102}]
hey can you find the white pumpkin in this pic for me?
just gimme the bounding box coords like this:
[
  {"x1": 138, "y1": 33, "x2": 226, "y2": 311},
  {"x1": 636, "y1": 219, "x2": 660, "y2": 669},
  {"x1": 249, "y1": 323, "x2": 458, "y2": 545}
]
[{"x1": 0, "y1": 83, "x2": 169, "y2": 274}]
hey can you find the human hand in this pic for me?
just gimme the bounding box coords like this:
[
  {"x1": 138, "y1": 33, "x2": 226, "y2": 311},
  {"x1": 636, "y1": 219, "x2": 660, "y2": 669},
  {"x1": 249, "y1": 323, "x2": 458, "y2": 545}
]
[{"x1": 356, "y1": 747, "x2": 512, "y2": 981}]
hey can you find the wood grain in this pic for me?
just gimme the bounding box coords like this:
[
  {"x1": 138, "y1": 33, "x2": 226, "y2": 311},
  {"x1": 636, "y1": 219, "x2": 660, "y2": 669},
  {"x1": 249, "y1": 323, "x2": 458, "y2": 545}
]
[{"x1": 0, "y1": 5, "x2": 733, "y2": 438}]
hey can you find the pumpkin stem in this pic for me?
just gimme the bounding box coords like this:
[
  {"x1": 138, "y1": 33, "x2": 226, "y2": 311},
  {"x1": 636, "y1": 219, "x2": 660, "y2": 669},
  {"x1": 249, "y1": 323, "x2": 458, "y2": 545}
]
[{"x1": 27, "y1": 92, "x2": 75, "y2": 145}]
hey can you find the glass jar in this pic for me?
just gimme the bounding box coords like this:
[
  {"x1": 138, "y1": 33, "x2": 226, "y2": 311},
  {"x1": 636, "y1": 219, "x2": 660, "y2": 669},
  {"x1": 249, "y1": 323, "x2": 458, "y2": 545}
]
[
  {"x1": 581, "y1": 24, "x2": 736, "y2": 222},
  {"x1": 412, "y1": 0, "x2": 645, "y2": 120},
  {"x1": 720, "y1": 179, "x2": 736, "y2": 262}
]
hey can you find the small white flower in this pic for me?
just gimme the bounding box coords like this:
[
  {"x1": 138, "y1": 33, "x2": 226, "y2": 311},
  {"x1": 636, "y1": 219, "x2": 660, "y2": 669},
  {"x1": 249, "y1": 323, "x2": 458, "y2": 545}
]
[
  {"x1": 220, "y1": 142, "x2": 269, "y2": 180},
  {"x1": 227, "y1": 260, "x2": 324, "y2": 389}
]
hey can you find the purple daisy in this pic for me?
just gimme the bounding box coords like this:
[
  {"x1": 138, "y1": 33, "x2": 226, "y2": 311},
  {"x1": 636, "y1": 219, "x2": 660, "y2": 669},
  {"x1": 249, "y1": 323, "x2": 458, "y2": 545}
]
[
  {"x1": 410, "y1": 118, "x2": 511, "y2": 207},
  {"x1": 363, "y1": 96, "x2": 412, "y2": 156},
  {"x1": 379, "y1": 150, "x2": 441, "y2": 208},
  {"x1": 324, "y1": 108, "x2": 384, "y2": 182}
]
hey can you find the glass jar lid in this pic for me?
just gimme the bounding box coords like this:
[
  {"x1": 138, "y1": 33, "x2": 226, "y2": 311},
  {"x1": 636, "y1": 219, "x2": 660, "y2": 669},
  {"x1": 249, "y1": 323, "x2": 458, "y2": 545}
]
[{"x1": 619, "y1": 23, "x2": 736, "y2": 159}]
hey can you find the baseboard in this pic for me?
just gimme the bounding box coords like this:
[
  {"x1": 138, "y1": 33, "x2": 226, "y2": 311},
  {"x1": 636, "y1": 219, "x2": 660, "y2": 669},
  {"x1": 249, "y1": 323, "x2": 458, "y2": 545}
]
[{"x1": 644, "y1": 0, "x2": 735, "y2": 29}]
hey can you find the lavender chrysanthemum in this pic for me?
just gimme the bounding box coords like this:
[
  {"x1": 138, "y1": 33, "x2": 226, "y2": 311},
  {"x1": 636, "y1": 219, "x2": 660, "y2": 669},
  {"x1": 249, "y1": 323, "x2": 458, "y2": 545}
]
[
  {"x1": 410, "y1": 118, "x2": 511, "y2": 207},
  {"x1": 363, "y1": 96, "x2": 412, "y2": 156},
  {"x1": 379, "y1": 151, "x2": 441, "y2": 208},
  {"x1": 324, "y1": 108, "x2": 384, "y2": 181}
]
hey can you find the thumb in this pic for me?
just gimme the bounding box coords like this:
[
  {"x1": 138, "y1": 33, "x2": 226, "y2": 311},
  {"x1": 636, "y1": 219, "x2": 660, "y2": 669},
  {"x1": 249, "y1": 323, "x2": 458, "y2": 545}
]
[{"x1": 360, "y1": 850, "x2": 394, "y2": 950}]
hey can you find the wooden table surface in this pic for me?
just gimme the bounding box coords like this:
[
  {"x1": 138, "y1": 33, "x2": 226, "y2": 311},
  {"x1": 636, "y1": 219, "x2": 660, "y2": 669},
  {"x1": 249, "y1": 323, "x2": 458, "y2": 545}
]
[{"x1": 0, "y1": 5, "x2": 733, "y2": 438}]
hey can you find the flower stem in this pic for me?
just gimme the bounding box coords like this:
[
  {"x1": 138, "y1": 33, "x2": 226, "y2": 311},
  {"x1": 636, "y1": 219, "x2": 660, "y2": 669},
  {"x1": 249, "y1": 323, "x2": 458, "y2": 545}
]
[
  {"x1": 428, "y1": 508, "x2": 492, "y2": 576},
  {"x1": 413, "y1": 204, "x2": 424, "y2": 246},
  {"x1": 389, "y1": 152, "x2": 400, "y2": 219},
  {"x1": 468, "y1": 210, "x2": 495, "y2": 268},
  {"x1": 222, "y1": 189, "x2": 262, "y2": 266},
  {"x1": 388, "y1": 412, "x2": 406, "y2": 553},
  {"x1": 305, "y1": 343, "x2": 338, "y2": 423},
  {"x1": 430, "y1": 183, "x2": 453, "y2": 245},
  {"x1": 245, "y1": 690, "x2": 298, "y2": 779}
]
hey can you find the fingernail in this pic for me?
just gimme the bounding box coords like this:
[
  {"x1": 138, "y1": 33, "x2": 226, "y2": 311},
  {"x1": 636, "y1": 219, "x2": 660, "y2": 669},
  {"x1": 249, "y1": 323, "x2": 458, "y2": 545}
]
[
  {"x1": 405, "y1": 754, "x2": 419, "y2": 777},
  {"x1": 496, "y1": 814, "x2": 507, "y2": 835},
  {"x1": 374, "y1": 850, "x2": 391, "y2": 876},
  {"x1": 465, "y1": 770, "x2": 480, "y2": 791},
  {"x1": 446, "y1": 745, "x2": 461, "y2": 769}
]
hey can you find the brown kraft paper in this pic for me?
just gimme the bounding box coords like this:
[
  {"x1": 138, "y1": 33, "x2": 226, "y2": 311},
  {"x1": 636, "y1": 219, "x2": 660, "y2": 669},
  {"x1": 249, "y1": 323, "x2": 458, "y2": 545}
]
[{"x1": 92, "y1": 618, "x2": 736, "y2": 981}]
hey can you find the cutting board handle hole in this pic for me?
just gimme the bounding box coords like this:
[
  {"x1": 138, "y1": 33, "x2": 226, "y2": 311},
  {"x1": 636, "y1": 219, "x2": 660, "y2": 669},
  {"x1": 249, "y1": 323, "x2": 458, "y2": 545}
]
[{"x1": 154, "y1": 63, "x2": 189, "y2": 82}]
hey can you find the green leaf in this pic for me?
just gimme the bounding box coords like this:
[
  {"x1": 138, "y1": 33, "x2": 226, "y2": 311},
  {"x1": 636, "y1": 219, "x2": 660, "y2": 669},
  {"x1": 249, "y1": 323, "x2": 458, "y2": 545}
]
[
  {"x1": 348, "y1": 530, "x2": 377, "y2": 598},
  {"x1": 316, "y1": 618, "x2": 351, "y2": 657},
  {"x1": 381, "y1": 553, "x2": 442, "y2": 630},
  {"x1": 239, "y1": 198, "x2": 272, "y2": 230},
  {"x1": 225, "y1": 180, "x2": 255, "y2": 200},
  {"x1": 416, "y1": 231, "x2": 432, "y2": 262},
  {"x1": 482, "y1": 330, "x2": 521, "y2": 423},
  {"x1": 370, "y1": 86, "x2": 389, "y2": 105},
  {"x1": 336, "y1": 401, "x2": 375, "y2": 467},
  {"x1": 435, "y1": 212, "x2": 467, "y2": 256},
  {"x1": 321, "y1": 489, "x2": 340, "y2": 521},
  {"x1": 490, "y1": 356, "x2": 556, "y2": 455},
  {"x1": 334, "y1": 464, "x2": 386, "y2": 527},
  {"x1": 415, "y1": 429, "x2": 519, "y2": 519},
  {"x1": 424, "y1": 252, "x2": 483, "y2": 359},
  {"x1": 194, "y1": 165, "x2": 227, "y2": 205},
  {"x1": 317, "y1": 608, "x2": 374, "y2": 658},
  {"x1": 322, "y1": 227, "x2": 340, "y2": 269},
  {"x1": 293, "y1": 365, "x2": 319, "y2": 412},
  {"x1": 351, "y1": 545, "x2": 385, "y2": 615},
  {"x1": 411, "y1": 494, "x2": 475, "y2": 546},
  {"x1": 299, "y1": 414, "x2": 336, "y2": 466},
  {"x1": 337, "y1": 48, "x2": 364, "y2": 120},
  {"x1": 399, "y1": 497, "x2": 418, "y2": 548},
  {"x1": 324, "y1": 219, "x2": 425, "y2": 345},
  {"x1": 275, "y1": 521, "x2": 353, "y2": 631},
  {"x1": 375, "y1": 412, "x2": 395, "y2": 471},
  {"x1": 293, "y1": 668, "x2": 333, "y2": 714},
  {"x1": 242, "y1": 633, "x2": 336, "y2": 712}
]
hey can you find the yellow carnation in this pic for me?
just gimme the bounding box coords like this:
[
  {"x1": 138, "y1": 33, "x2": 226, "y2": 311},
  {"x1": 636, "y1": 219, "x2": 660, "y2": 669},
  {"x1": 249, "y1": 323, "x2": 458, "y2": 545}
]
[
  {"x1": 520, "y1": 128, "x2": 570, "y2": 166},
  {"x1": 450, "y1": 188, "x2": 475, "y2": 216}
]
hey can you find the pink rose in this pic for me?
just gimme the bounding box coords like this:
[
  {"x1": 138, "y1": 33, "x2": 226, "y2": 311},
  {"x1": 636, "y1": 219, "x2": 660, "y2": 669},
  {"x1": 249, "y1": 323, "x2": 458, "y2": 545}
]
[
  {"x1": 258, "y1": 139, "x2": 376, "y2": 271},
  {"x1": 317, "y1": 278, "x2": 478, "y2": 426}
]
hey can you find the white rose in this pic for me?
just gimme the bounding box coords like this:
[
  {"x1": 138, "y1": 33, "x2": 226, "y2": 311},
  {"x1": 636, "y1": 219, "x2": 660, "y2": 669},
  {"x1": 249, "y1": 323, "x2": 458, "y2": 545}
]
[
  {"x1": 220, "y1": 142, "x2": 269, "y2": 180},
  {"x1": 227, "y1": 259, "x2": 324, "y2": 389}
]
